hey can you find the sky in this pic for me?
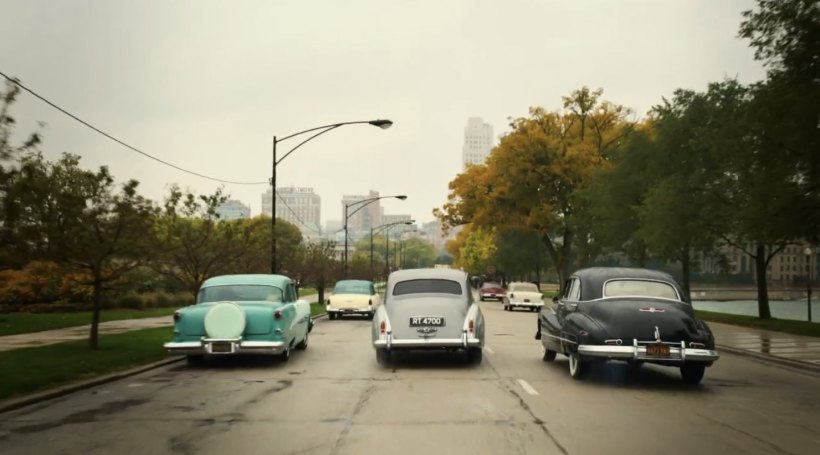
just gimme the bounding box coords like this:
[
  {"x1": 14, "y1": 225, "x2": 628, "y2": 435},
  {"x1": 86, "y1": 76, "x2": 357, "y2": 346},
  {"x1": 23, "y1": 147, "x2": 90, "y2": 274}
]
[{"x1": 1, "y1": 0, "x2": 766, "y2": 228}]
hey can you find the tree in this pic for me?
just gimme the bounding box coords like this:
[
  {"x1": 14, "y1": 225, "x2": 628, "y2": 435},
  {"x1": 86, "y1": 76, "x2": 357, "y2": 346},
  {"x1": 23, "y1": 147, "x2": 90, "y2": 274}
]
[
  {"x1": 9, "y1": 152, "x2": 157, "y2": 348},
  {"x1": 437, "y1": 87, "x2": 633, "y2": 288},
  {"x1": 298, "y1": 240, "x2": 339, "y2": 305}
]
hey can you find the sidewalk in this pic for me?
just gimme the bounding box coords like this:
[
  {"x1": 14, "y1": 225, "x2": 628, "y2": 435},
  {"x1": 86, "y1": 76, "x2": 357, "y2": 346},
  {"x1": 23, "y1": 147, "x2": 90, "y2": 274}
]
[{"x1": 707, "y1": 322, "x2": 820, "y2": 372}]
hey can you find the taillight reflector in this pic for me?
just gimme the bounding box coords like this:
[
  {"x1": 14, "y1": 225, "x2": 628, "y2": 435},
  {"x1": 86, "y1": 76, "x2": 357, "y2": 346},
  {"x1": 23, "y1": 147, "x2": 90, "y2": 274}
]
[
  {"x1": 173, "y1": 311, "x2": 181, "y2": 322},
  {"x1": 379, "y1": 321, "x2": 385, "y2": 334},
  {"x1": 468, "y1": 320, "x2": 474, "y2": 333},
  {"x1": 274, "y1": 311, "x2": 282, "y2": 320}
]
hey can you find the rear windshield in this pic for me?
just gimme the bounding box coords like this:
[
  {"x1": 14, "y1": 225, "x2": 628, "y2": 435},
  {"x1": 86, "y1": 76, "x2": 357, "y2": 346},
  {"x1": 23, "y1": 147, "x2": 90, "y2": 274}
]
[
  {"x1": 198, "y1": 285, "x2": 284, "y2": 303},
  {"x1": 481, "y1": 282, "x2": 502, "y2": 289},
  {"x1": 333, "y1": 281, "x2": 372, "y2": 295},
  {"x1": 393, "y1": 279, "x2": 462, "y2": 296},
  {"x1": 511, "y1": 283, "x2": 539, "y2": 292},
  {"x1": 603, "y1": 280, "x2": 679, "y2": 300}
]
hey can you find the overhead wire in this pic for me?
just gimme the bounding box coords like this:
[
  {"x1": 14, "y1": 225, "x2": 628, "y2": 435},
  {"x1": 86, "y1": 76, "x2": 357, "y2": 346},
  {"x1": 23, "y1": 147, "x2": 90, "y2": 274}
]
[{"x1": 0, "y1": 71, "x2": 268, "y2": 185}]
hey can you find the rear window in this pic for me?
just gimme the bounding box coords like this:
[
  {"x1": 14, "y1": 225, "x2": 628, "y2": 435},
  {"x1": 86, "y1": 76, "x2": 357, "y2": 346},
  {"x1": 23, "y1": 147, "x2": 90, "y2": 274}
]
[
  {"x1": 198, "y1": 285, "x2": 284, "y2": 303},
  {"x1": 393, "y1": 279, "x2": 462, "y2": 296},
  {"x1": 603, "y1": 280, "x2": 679, "y2": 300},
  {"x1": 511, "y1": 283, "x2": 539, "y2": 292},
  {"x1": 481, "y1": 282, "x2": 502, "y2": 289},
  {"x1": 333, "y1": 281, "x2": 372, "y2": 295}
]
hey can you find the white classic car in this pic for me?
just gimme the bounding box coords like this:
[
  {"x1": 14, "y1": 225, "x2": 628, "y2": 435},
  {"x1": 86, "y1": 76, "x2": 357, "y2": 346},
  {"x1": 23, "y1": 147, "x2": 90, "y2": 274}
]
[
  {"x1": 503, "y1": 281, "x2": 544, "y2": 312},
  {"x1": 371, "y1": 268, "x2": 485, "y2": 365},
  {"x1": 326, "y1": 279, "x2": 380, "y2": 320}
]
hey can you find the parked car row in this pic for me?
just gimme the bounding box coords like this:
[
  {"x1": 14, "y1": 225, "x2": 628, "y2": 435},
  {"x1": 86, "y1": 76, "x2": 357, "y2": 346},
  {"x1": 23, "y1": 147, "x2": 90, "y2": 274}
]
[{"x1": 164, "y1": 267, "x2": 720, "y2": 385}]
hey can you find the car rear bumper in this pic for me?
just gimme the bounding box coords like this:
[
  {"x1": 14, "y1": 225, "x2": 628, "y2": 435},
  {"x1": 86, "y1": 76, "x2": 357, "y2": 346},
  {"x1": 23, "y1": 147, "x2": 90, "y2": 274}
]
[
  {"x1": 328, "y1": 307, "x2": 373, "y2": 315},
  {"x1": 578, "y1": 340, "x2": 719, "y2": 363},
  {"x1": 164, "y1": 338, "x2": 286, "y2": 356},
  {"x1": 373, "y1": 332, "x2": 481, "y2": 350},
  {"x1": 508, "y1": 301, "x2": 543, "y2": 308}
]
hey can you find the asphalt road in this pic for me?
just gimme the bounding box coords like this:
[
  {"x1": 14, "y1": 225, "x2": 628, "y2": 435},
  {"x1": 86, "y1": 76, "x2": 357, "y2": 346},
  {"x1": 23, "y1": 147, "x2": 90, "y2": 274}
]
[{"x1": 1, "y1": 301, "x2": 819, "y2": 455}]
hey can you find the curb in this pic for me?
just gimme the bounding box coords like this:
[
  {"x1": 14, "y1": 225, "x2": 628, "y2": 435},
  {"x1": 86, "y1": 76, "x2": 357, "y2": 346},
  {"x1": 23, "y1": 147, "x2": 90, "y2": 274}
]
[
  {"x1": 717, "y1": 344, "x2": 820, "y2": 375},
  {"x1": 0, "y1": 356, "x2": 184, "y2": 414}
]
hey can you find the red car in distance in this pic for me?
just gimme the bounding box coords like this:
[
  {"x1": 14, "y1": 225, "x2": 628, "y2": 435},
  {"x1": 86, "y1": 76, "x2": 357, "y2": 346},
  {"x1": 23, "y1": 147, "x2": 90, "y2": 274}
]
[{"x1": 479, "y1": 282, "x2": 505, "y2": 301}]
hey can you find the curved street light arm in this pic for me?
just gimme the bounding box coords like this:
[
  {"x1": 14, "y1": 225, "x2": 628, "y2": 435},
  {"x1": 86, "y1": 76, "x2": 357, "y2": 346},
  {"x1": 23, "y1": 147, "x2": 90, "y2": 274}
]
[{"x1": 276, "y1": 125, "x2": 342, "y2": 165}]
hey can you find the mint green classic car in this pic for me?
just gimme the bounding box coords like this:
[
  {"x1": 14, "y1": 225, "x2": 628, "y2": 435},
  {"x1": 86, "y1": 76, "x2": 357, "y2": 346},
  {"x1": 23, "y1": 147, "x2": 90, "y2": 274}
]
[{"x1": 164, "y1": 274, "x2": 312, "y2": 363}]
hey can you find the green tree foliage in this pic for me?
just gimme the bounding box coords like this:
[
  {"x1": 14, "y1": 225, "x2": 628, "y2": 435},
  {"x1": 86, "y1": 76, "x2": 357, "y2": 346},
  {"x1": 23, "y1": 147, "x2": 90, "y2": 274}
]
[
  {"x1": 7, "y1": 152, "x2": 157, "y2": 348},
  {"x1": 297, "y1": 240, "x2": 339, "y2": 304}
]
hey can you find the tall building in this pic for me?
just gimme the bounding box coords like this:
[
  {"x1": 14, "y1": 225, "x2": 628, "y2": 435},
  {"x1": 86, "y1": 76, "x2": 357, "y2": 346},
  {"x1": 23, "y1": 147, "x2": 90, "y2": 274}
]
[
  {"x1": 261, "y1": 186, "x2": 321, "y2": 236},
  {"x1": 462, "y1": 117, "x2": 494, "y2": 170},
  {"x1": 342, "y1": 191, "x2": 383, "y2": 240},
  {"x1": 382, "y1": 214, "x2": 414, "y2": 238},
  {"x1": 215, "y1": 200, "x2": 250, "y2": 220}
]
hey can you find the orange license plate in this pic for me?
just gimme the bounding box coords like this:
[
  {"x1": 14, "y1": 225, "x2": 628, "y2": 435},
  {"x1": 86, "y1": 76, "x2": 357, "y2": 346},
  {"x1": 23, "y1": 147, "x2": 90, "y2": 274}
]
[{"x1": 646, "y1": 344, "x2": 670, "y2": 357}]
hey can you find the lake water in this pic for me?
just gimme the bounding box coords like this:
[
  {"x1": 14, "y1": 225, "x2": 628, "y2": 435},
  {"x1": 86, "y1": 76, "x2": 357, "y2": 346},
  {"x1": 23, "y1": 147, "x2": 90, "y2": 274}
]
[{"x1": 693, "y1": 300, "x2": 820, "y2": 322}]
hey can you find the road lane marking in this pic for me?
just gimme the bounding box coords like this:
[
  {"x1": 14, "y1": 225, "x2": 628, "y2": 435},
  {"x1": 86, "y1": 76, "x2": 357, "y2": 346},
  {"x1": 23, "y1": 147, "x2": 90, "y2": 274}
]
[
  {"x1": 484, "y1": 346, "x2": 495, "y2": 354},
  {"x1": 517, "y1": 379, "x2": 539, "y2": 395}
]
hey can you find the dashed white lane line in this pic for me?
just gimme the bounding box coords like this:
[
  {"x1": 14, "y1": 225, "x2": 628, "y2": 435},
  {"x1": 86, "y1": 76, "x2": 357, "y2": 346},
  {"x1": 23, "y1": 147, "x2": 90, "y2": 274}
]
[
  {"x1": 484, "y1": 346, "x2": 495, "y2": 354},
  {"x1": 517, "y1": 379, "x2": 539, "y2": 395}
]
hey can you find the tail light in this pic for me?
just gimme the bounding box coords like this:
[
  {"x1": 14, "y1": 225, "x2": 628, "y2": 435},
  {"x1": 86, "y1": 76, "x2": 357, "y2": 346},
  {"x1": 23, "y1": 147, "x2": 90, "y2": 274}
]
[
  {"x1": 274, "y1": 311, "x2": 282, "y2": 320},
  {"x1": 173, "y1": 311, "x2": 181, "y2": 322},
  {"x1": 369, "y1": 299, "x2": 373, "y2": 306},
  {"x1": 689, "y1": 342, "x2": 706, "y2": 348},
  {"x1": 379, "y1": 321, "x2": 386, "y2": 334},
  {"x1": 468, "y1": 320, "x2": 475, "y2": 334}
]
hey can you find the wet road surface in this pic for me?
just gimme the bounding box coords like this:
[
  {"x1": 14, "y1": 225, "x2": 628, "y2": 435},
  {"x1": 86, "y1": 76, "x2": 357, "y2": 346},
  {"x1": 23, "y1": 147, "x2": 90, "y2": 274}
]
[{"x1": 1, "y1": 301, "x2": 819, "y2": 454}]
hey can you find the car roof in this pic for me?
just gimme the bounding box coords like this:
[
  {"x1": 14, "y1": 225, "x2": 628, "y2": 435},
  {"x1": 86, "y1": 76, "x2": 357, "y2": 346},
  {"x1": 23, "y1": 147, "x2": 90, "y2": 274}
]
[
  {"x1": 571, "y1": 267, "x2": 683, "y2": 301},
  {"x1": 201, "y1": 274, "x2": 292, "y2": 288}
]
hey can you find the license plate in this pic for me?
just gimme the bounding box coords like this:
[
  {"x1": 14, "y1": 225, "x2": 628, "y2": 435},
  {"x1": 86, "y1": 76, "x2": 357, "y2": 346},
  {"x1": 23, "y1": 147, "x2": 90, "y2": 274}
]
[
  {"x1": 646, "y1": 344, "x2": 670, "y2": 357},
  {"x1": 524, "y1": 299, "x2": 530, "y2": 303},
  {"x1": 409, "y1": 316, "x2": 445, "y2": 327},
  {"x1": 211, "y1": 342, "x2": 233, "y2": 353}
]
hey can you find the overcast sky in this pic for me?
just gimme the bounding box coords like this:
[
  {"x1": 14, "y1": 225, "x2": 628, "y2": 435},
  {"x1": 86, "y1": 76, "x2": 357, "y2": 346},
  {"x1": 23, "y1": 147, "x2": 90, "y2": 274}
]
[{"x1": 1, "y1": 0, "x2": 766, "y2": 227}]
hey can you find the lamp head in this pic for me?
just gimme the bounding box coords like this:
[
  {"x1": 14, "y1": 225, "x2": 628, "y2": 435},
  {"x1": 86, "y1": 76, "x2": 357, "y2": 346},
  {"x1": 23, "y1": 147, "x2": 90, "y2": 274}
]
[
  {"x1": 370, "y1": 119, "x2": 393, "y2": 129},
  {"x1": 395, "y1": 195, "x2": 408, "y2": 200}
]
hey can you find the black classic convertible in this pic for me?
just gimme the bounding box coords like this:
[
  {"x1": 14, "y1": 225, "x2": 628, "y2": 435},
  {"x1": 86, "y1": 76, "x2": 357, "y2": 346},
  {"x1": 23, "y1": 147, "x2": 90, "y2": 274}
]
[{"x1": 536, "y1": 267, "x2": 719, "y2": 385}]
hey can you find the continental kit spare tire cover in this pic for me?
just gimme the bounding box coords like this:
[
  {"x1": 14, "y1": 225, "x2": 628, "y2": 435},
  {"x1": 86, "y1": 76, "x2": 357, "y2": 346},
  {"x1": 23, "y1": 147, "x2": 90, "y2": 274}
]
[{"x1": 204, "y1": 302, "x2": 246, "y2": 339}]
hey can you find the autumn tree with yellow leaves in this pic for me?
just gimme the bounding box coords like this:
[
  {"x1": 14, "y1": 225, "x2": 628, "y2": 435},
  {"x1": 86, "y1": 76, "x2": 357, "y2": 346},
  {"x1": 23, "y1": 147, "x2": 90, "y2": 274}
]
[{"x1": 436, "y1": 87, "x2": 634, "y2": 289}]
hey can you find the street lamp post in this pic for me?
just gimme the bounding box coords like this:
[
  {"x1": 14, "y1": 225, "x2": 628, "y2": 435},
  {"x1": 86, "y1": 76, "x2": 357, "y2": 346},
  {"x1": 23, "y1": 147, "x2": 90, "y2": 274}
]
[
  {"x1": 370, "y1": 220, "x2": 414, "y2": 280},
  {"x1": 270, "y1": 119, "x2": 392, "y2": 273},
  {"x1": 344, "y1": 195, "x2": 407, "y2": 277},
  {"x1": 805, "y1": 247, "x2": 814, "y2": 322},
  {"x1": 384, "y1": 220, "x2": 414, "y2": 278}
]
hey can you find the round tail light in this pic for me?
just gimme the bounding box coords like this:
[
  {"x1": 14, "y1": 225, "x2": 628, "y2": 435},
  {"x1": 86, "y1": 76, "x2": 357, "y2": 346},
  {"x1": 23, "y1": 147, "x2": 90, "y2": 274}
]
[
  {"x1": 274, "y1": 311, "x2": 282, "y2": 320},
  {"x1": 173, "y1": 311, "x2": 181, "y2": 322}
]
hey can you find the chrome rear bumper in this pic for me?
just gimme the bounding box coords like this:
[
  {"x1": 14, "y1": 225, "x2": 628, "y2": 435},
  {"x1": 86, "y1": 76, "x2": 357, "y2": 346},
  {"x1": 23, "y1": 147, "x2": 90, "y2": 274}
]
[
  {"x1": 373, "y1": 331, "x2": 481, "y2": 349},
  {"x1": 164, "y1": 338, "x2": 286, "y2": 356},
  {"x1": 578, "y1": 340, "x2": 719, "y2": 363}
]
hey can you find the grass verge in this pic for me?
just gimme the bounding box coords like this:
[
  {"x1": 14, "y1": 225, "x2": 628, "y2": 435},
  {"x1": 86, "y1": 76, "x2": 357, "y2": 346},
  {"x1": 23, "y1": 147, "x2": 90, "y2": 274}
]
[
  {"x1": 310, "y1": 302, "x2": 326, "y2": 317},
  {"x1": 0, "y1": 326, "x2": 171, "y2": 401},
  {"x1": 697, "y1": 310, "x2": 820, "y2": 338},
  {"x1": 0, "y1": 308, "x2": 176, "y2": 337}
]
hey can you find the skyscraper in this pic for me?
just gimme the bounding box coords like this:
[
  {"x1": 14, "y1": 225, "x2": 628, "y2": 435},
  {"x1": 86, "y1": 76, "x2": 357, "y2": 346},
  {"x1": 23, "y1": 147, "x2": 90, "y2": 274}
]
[
  {"x1": 261, "y1": 186, "x2": 321, "y2": 236},
  {"x1": 462, "y1": 117, "x2": 494, "y2": 170}
]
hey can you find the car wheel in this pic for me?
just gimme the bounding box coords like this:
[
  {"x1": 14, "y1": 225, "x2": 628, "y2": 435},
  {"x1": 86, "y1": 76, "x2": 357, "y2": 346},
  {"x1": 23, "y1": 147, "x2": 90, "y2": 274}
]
[
  {"x1": 541, "y1": 346, "x2": 557, "y2": 362},
  {"x1": 568, "y1": 352, "x2": 589, "y2": 379},
  {"x1": 376, "y1": 348, "x2": 391, "y2": 365},
  {"x1": 467, "y1": 347, "x2": 483, "y2": 364},
  {"x1": 680, "y1": 363, "x2": 706, "y2": 385},
  {"x1": 296, "y1": 331, "x2": 309, "y2": 350},
  {"x1": 280, "y1": 344, "x2": 291, "y2": 362},
  {"x1": 186, "y1": 355, "x2": 205, "y2": 365}
]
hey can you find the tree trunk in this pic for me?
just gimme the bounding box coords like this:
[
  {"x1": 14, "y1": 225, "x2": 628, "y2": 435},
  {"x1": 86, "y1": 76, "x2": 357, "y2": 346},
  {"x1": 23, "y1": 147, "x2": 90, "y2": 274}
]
[
  {"x1": 89, "y1": 277, "x2": 103, "y2": 350},
  {"x1": 754, "y1": 243, "x2": 772, "y2": 319},
  {"x1": 317, "y1": 284, "x2": 326, "y2": 306}
]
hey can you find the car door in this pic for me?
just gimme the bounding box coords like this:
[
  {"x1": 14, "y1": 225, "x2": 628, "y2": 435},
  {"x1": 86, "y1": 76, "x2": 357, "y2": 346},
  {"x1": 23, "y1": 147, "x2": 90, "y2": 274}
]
[{"x1": 556, "y1": 277, "x2": 582, "y2": 351}]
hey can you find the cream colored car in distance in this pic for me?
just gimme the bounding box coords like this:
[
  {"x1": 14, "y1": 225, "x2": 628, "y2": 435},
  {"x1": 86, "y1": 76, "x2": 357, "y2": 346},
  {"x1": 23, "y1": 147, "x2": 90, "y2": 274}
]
[
  {"x1": 326, "y1": 279, "x2": 381, "y2": 319},
  {"x1": 503, "y1": 281, "x2": 544, "y2": 312}
]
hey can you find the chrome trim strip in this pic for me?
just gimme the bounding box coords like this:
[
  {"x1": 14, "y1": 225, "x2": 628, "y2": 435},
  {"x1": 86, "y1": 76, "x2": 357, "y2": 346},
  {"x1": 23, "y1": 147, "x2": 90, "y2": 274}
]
[{"x1": 164, "y1": 339, "x2": 286, "y2": 355}]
